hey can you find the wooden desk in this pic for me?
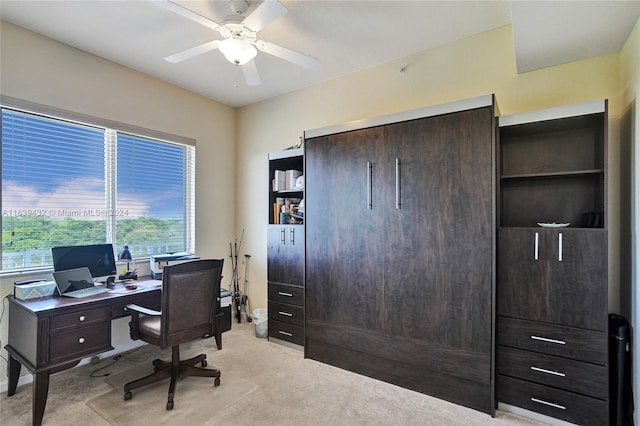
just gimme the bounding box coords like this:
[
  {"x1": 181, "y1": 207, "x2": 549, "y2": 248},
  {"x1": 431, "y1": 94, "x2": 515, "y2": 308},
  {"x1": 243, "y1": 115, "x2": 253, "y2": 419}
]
[{"x1": 5, "y1": 280, "x2": 163, "y2": 426}]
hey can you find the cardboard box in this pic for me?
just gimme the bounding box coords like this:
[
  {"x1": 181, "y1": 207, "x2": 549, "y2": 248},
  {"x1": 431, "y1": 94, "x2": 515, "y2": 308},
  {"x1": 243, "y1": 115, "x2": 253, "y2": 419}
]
[{"x1": 14, "y1": 280, "x2": 58, "y2": 300}]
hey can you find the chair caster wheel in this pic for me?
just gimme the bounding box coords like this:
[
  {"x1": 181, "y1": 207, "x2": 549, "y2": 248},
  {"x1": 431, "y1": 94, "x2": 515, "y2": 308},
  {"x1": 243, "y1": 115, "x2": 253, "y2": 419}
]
[
  {"x1": 124, "y1": 391, "x2": 132, "y2": 401},
  {"x1": 166, "y1": 400, "x2": 174, "y2": 410},
  {"x1": 201, "y1": 359, "x2": 207, "y2": 367},
  {"x1": 214, "y1": 377, "x2": 221, "y2": 386}
]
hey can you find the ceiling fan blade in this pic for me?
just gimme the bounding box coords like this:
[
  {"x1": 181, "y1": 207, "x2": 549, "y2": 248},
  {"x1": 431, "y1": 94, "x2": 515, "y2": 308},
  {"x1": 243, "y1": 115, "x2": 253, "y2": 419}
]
[
  {"x1": 241, "y1": 60, "x2": 262, "y2": 86},
  {"x1": 150, "y1": 0, "x2": 220, "y2": 31},
  {"x1": 243, "y1": 0, "x2": 287, "y2": 32},
  {"x1": 165, "y1": 40, "x2": 219, "y2": 63},
  {"x1": 256, "y1": 41, "x2": 320, "y2": 70}
]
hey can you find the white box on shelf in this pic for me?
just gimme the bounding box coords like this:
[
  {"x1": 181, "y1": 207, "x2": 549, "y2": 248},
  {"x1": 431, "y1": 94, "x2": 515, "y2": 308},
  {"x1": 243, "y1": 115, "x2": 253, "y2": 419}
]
[
  {"x1": 285, "y1": 170, "x2": 302, "y2": 190},
  {"x1": 274, "y1": 170, "x2": 286, "y2": 191}
]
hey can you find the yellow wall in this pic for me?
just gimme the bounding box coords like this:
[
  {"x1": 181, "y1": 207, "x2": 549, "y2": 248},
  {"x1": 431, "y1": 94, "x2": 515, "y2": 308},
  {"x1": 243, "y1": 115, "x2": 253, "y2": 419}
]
[
  {"x1": 0, "y1": 21, "x2": 237, "y2": 379},
  {"x1": 237, "y1": 24, "x2": 623, "y2": 313}
]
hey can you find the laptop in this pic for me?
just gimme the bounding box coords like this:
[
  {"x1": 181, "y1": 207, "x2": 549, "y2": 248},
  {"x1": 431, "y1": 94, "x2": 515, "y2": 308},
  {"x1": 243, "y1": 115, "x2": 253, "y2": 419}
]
[{"x1": 53, "y1": 267, "x2": 111, "y2": 298}]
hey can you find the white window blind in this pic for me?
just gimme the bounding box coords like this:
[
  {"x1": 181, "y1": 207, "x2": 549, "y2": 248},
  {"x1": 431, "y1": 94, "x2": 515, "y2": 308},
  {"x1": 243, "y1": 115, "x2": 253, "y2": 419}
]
[{"x1": 1, "y1": 104, "x2": 195, "y2": 272}]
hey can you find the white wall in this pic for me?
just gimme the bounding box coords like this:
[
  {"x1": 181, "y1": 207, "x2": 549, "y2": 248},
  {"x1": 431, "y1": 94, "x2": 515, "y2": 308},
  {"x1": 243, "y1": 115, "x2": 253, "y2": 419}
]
[{"x1": 0, "y1": 21, "x2": 236, "y2": 381}]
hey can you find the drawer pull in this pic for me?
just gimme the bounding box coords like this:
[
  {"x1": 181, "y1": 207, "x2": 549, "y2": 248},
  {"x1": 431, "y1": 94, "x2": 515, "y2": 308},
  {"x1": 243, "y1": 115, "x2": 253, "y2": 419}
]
[
  {"x1": 531, "y1": 397, "x2": 566, "y2": 410},
  {"x1": 531, "y1": 366, "x2": 566, "y2": 377},
  {"x1": 79, "y1": 315, "x2": 86, "y2": 322},
  {"x1": 278, "y1": 330, "x2": 293, "y2": 337},
  {"x1": 278, "y1": 311, "x2": 293, "y2": 317},
  {"x1": 530, "y1": 335, "x2": 566, "y2": 345},
  {"x1": 278, "y1": 292, "x2": 293, "y2": 297},
  {"x1": 78, "y1": 337, "x2": 85, "y2": 344}
]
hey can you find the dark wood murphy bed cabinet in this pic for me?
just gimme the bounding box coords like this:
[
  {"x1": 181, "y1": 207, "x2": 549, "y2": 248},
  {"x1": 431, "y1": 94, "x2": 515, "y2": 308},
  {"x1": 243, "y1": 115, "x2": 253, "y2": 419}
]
[
  {"x1": 304, "y1": 95, "x2": 497, "y2": 414},
  {"x1": 496, "y1": 100, "x2": 609, "y2": 425}
]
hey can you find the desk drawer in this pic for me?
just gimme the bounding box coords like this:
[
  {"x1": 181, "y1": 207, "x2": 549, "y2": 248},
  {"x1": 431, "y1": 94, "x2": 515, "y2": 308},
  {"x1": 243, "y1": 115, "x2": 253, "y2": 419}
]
[
  {"x1": 50, "y1": 307, "x2": 110, "y2": 332},
  {"x1": 498, "y1": 346, "x2": 608, "y2": 399},
  {"x1": 268, "y1": 301, "x2": 304, "y2": 327},
  {"x1": 268, "y1": 320, "x2": 304, "y2": 346},
  {"x1": 112, "y1": 294, "x2": 160, "y2": 319},
  {"x1": 50, "y1": 323, "x2": 112, "y2": 364},
  {"x1": 498, "y1": 375, "x2": 607, "y2": 426},
  {"x1": 268, "y1": 283, "x2": 304, "y2": 306},
  {"x1": 498, "y1": 317, "x2": 606, "y2": 365}
]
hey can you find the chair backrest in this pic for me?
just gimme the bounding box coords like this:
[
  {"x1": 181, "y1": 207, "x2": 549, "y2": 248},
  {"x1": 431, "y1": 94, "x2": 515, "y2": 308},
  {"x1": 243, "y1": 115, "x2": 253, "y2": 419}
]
[{"x1": 160, "y1": 259, "x2": 224, "y2": 348}]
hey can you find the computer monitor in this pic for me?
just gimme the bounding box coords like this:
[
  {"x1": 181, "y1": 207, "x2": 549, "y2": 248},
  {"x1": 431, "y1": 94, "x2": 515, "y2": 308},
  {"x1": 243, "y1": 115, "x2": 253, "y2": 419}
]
[{"x1": 52, "y1": 243, "x2": 117, "y2": 282}]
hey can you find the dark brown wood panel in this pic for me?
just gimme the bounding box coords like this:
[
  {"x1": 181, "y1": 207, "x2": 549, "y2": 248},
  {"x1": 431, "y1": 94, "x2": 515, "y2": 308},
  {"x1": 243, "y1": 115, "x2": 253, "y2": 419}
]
[
  {"x1": 267, "y1": 225, "x2": 304, "y2": 286},
  {"x1": 498, "y1": 317, "x2": 607, "y2": 365},
  {"x1": 498, "y1": 228, "x2": 607, "y2": 330},
  {"x1": 305, "y1": 127, "x2": 386, "y2": 331},
  {"x1": 497, "y1": 375, "x2": 608, "y2": 426},
  {"x1": 498, "y1": 346, "x2": 608, "y2": 399},
  {"x1": 307, "y1": 337, "x2": 492, "y2": 414}
]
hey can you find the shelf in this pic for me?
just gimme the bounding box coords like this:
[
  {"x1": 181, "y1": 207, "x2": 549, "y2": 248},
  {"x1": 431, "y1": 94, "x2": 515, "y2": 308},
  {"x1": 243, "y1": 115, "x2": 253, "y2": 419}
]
[
  {"x1": 274, "y1": 189, "x2": 303, "y2": 194},
  {"x1": 501, "y1": 169, "x2": 603, "y2": 180}
]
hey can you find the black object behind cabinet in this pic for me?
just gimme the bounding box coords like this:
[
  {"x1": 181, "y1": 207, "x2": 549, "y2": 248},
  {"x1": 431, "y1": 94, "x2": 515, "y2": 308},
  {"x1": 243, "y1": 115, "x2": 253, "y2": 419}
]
[{"x1": 305, "y1": 105, "x2": 495, "y2": 413}]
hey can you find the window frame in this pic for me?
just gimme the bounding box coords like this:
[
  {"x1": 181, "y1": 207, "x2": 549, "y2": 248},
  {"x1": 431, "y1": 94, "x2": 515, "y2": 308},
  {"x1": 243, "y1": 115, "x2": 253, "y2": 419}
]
[{"x1": 0, "y1": 96, "x2": 196, "y2": 275}]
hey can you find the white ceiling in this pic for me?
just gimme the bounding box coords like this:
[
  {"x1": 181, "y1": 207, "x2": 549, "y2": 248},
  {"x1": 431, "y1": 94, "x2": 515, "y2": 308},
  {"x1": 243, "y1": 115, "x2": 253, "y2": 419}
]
[{"x1": 1, "y1": 1, "x2": 639, "y2": 108}]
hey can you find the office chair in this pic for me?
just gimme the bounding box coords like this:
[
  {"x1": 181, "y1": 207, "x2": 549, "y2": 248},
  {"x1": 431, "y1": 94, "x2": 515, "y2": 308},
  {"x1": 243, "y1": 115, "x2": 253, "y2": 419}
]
[{"x1": 123, "y1": 259, "x2": 224, "y2": 410}]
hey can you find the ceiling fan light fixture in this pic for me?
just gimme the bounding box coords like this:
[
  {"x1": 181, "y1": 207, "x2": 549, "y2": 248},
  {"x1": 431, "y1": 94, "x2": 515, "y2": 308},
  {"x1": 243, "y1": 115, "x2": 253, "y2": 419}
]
[{"x1": 218, "y1": 38, "x2": 257, "y2": 66}]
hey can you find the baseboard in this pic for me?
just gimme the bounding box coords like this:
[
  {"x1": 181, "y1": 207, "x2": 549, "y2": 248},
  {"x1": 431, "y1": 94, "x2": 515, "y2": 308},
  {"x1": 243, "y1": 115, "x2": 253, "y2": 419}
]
[{"x1": 0, "y1": 340, "x2": 146, "y2": 394}]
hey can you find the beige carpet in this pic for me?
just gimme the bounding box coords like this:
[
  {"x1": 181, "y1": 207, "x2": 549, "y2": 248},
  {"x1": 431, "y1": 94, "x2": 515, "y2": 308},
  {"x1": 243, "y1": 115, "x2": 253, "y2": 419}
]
[
  {"x1": 1, "y1": 321, "x2": 543, "y2": 425},
  {"x1": 87, "y1": 363, "x2": 257, "y2": 425}
]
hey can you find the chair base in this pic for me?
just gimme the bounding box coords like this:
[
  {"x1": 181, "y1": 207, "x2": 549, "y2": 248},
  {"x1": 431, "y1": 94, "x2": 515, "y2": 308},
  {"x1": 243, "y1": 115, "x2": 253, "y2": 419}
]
[{"x1": 123, "y1": 345, "x2": 221, "y2": 410}]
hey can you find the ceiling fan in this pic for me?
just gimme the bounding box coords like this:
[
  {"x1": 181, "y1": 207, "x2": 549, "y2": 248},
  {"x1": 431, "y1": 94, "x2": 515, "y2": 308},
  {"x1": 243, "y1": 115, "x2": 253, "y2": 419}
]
[{"x1": 152, "y1": 0, "x2": 320, "y2": 86}]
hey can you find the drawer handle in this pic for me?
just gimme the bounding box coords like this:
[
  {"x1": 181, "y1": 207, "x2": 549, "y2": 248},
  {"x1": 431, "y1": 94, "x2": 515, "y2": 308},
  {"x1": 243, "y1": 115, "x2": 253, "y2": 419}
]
[
  {"x1": 79, "y1": 315, "x2": 86, "y2": 322},
  {"x1": 530, "y1": 335, "x2": 566, "y2": 345},
  {"x1": 278, "y1": 330, "x2": 293, "y2": 337},
  {"x1": 78, "y1": 337, "x2": 85, "y2": 344},
  {"x1": 278, "y1": 292, "x2": 293, "y2": 297},
  {"x1": 278, "y1": 311, "x2": 293, "y2": 317},
  {"x1": 531, "y1": 366, "x2": 566, "y2": 377},
  {"x1": 531, "y1": 397, "x2": 566, "y2": 410}
]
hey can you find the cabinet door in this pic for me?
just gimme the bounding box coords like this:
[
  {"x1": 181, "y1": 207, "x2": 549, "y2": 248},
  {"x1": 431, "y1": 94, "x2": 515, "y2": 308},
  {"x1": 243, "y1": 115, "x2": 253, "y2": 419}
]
[
  {"x1": 305, "y1": 127, "x2": 385, "y2": 331},
  {"x1": 498, "y1": 228, "x2": 549, "y2": 321},
  {"x1": 498, "y1": 228, "x2": 607, "y2": 330},
  {"x1": 267, "y1": 225, "x2": 304, "y2": 286},
  {"x1": 547, "y1": 229, "x2": 607, "y2": 331},
  {"x1": 384, "y1": 107, "x2": 494, "y2": 351}
]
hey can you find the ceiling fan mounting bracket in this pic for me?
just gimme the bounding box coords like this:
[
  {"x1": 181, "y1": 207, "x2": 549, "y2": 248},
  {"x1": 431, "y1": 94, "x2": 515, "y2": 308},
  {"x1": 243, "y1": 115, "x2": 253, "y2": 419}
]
[{"x1": 229, "y1": 0, "x2": 249, "y2": 16}]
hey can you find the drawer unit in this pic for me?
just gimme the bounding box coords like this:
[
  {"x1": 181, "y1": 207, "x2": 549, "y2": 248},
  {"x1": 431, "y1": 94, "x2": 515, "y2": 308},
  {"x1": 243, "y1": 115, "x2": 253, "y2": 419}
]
[
  {"x1": 50, "y1": 307, "x2": 110, "y2": 332},
  {"x1": 268, "y1": 320, "x2": 304, "y2": 346},
  {"x1": 268, "y1": 301, "x2": 304, "y2": 327},
  {"x1": 498, "y1": 346, "x2": 608, "y2": 399},
  {"x1": 498, "y1": 316, "x2": 607, "y2": 365},
  {"x1": 268, "y1": 282, "x2": 304, "y2": 306},
  {"x1": 50, "y1": 322, "x2": 112, "y2": 364},
  {"x1": 498, "y1": 375, "x2": 608, "y2": 426}
]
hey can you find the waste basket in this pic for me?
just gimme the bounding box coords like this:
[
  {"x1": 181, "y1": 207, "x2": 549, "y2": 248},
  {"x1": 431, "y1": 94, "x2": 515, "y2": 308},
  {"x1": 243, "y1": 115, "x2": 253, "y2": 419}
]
[{"x1": 253, "y1": 308, "x2": 268, "y2": 338}]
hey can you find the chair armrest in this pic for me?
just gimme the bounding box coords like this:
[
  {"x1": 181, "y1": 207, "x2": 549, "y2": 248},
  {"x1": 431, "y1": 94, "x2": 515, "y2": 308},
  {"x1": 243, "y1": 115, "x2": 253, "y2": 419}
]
[{"x1": 125, "y1": 304, "x2": 161, "y2": 316}]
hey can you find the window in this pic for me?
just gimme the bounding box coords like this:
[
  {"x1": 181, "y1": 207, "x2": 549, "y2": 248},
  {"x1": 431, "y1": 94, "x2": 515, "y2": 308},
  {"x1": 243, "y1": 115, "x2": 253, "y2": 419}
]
[{"x1": 1, "y1": 101, "x2": 195, "y2": 272}]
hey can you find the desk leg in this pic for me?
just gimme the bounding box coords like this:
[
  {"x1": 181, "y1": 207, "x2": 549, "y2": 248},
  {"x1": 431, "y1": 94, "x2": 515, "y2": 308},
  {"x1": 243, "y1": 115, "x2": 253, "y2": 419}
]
[
  {"x1": 32, "y1": 370, "x2": 50, "y2": 426},
  {"x1": 7, "y1": 354, "x2": 21, "y2": 396}
]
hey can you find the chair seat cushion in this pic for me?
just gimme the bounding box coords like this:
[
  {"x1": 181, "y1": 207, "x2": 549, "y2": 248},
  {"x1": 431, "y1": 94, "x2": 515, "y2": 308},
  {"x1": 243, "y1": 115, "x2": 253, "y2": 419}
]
[{"x1": 139, "y1": 315, "x2": 161, "y2": 338}]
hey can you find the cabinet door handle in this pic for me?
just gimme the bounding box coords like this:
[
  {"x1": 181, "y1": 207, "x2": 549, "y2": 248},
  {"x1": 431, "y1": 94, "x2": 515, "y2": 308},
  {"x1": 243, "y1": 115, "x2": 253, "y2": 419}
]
[
  {"x1": 290, "y1": 228, "x2": 295, "y2": 245},
  {"x1": 395, "y1": 158, "x2": 401, "y2": 210},
  {"x1": 531, "y1": 335, "x2": 566, "y2": 345},
  {"x1": 534, "y1": 232, "x2": 539, "y2": 261},
  {"x1": 558, "y1": 232, "x2": 563, "y2": 262},
  {"x1": 278, "y1": 311, "x2": 293, "y2": 317},
  {"x1": 78, "y1": 337, "x2": 85, "y2": 344},
  {"x1": 530, "y1": 366, "x2": 566, "y2": 377},
  {"x1": 278, "y1": 291, "x2": 293, "y2": 297},
  {"x1": 367, "y1": 161, "x2": 373, "y2": 210},
  {"x1": 278, "y1": 330, "x2": 293, "y2": 337},
  {"x1": 280, "y1": 228, "x2": 285, "y2": 245},
  {"x1": 530, "y1": 397, "x2": 566, "y2": 410},
  {"x1": 79, "y1": 315, "x2": 86, "y2": 322}
]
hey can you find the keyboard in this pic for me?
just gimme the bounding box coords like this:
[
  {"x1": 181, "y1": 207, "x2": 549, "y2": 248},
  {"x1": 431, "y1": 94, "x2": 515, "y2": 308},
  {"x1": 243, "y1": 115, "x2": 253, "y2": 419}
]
[{"x1": 63, "y1": 286, "x2": 111, "y2": 298}]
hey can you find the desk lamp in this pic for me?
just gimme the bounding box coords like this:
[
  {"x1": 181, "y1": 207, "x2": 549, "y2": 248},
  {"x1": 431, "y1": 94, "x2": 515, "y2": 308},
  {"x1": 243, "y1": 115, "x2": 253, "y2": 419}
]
[{"x1": 118, "y1": 245, "x2": 136, "y2": 280}]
